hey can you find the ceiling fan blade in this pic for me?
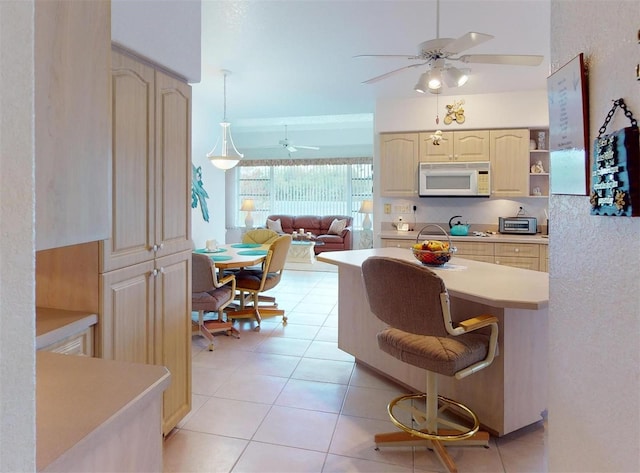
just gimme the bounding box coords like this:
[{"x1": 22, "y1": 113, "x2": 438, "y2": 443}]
[
  {"x1": 442, "y1": 32, "x2": 494, "y2": 55},
  {"x1": 353, "y1": 54, "x2": 421, "y2": 60},
  {"x1": 287, "y1": 145, "x2": 297, "y2": 153},
  {"x1": 457, "y1": 54, "x2": 544, "y2": 66},
  {"x1": 362, "y1": 62, "x2": 427, "y2": 84},
  {"x1": 295, "y1": 145, "x2": 320, "y2": 150}
]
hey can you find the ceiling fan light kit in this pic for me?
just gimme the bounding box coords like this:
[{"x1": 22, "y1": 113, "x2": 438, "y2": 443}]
[
  {"x1": 356, "y1": 0, "x2": 543, "y2": 94},
  {"x1": 207, "y1": 70, "x2": 244, "y2": 170}
]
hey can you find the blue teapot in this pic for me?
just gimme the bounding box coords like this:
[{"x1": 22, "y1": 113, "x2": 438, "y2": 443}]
[{"x1": 448, "y1": 215, "x2": 470, "y2": 236}]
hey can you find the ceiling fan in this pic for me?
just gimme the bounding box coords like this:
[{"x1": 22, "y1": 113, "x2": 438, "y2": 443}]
[
  {"x1": 271, "y1": 125, "x2": 320, "y2": 155},
  {"x1": 355, "y1": 0, "x2": 543, "y2": 94}
]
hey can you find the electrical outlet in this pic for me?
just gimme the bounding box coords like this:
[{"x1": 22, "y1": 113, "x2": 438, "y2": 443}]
[{"x1": 384, "y1": 204, "x2": 391, "y2": 214}]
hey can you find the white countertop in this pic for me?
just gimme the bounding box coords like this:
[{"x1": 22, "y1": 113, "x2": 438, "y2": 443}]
[
  {"x1": 37, "y1": 351, "x2": 170, "y2": 471},
  {"x1": 379, "y1": 230, "x2": 548, "y2": 244},
  {"x1": 36, "y1": 307, "x2": 98, "y2": 349},
  {"x1": 318, "y1": 247, "x2": 548, "y2": 310}
]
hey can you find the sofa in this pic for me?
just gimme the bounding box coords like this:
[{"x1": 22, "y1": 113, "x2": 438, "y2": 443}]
[{"x1": 265, "y1": 215, "x2": 352, "y2": 254}]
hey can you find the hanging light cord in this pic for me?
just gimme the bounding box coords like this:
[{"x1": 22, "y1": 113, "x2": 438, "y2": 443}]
[{"x1": 222, "y1": 72, "x2": 228, "y2": 122}]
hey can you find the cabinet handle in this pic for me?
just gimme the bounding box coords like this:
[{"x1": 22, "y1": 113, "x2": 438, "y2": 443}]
[
  {"x1": 159, "y1": 267, "x2": 165, "y2": 274},
  {"x1": 514, "y1": 248, "x2": 520, "y2": 253},
  {"x1": 151, "y1": 269, "x2": 158, "y2": 277}
]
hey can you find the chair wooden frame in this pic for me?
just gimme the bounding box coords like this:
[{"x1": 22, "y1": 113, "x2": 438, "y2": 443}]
[
  {"x1": 229, "y1": 234, "x2": 291, "y2": 331},
  {"x1": 362, "y1": 256, "x2": 499, "y2": 473},
  {"x1": 192, "y1": 253, "x2": 239, "y2": 351}
]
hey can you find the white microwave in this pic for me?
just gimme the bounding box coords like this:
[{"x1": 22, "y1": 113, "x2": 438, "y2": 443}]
[{"x1": 419, "y1": 161, "x2": 491, "y2": 197}]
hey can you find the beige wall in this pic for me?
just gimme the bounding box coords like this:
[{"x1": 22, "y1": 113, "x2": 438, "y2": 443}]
[
  {"x1": 549, "y1": 1, "x2": 640, "y2": 472},
  {"x1": 0, "y1": 0, "x2": 36, "y2": 470}
]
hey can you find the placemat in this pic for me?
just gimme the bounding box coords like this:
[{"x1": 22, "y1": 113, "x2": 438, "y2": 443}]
[
  {"x1": 230, "y1": 243, "x2": 262, "y2": 248},
  {"x1": 210, "y1": 255, "x2": 233, "y2": 262},
  {"x1": 237, "y1": 249, "x2": 268, "y2": 256}
]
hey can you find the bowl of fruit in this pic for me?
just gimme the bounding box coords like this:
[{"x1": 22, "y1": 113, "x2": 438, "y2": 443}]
[{"x1": 411, "y1": 225, "x2": 456, "y2": 266}]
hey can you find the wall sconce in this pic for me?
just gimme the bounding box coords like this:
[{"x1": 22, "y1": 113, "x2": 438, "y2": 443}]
[
  {"x1": 240, "y1": 199, "x2": 256, "y2": 228},
  {"x1": 358, "y1": 200, "x2": 373, "y2": 230}
]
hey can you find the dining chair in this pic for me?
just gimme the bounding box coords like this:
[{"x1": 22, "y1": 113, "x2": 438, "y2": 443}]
[
  {"x1": 242, "y1": 228, "x2": 279, "y2": 245},
  {"x1": 192, "y1": 253, "x2": 238, "y2": 351},
  {"x1": 361, "y1": 256, "x2": 499, "y2": 473},
  {"x1": 228, "y1": 234, "x2": 292, "y2": 331}
]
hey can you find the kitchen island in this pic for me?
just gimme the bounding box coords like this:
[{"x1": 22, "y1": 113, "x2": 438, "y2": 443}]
[{"x1": 317, "y1": 247, "x2": 549, "y2": 436}]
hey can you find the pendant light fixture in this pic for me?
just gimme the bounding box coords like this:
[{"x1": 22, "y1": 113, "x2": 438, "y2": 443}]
[{"x1": 207, "y1": 70, "x2": 244, "y2": 170}]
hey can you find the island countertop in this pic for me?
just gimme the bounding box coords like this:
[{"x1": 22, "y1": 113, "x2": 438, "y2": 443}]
[{"x1": 318, "y1": 247, "x2": 548, "y2": 310}]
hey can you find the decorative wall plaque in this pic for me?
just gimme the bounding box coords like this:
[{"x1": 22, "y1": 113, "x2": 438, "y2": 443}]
[{"x1": 590, "y1": 99, "x2": 640, "y2": 216}]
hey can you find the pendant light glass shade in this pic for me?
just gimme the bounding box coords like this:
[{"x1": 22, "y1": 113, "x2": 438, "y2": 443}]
[{"x1": 207, "y1": 71, "x2": 244, "y2": 170}]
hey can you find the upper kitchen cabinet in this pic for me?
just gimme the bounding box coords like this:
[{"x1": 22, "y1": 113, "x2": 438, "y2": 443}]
[
  {"x1": 528, "y1": 128, "x2": 550, "y2": 197},
  {"x1": 35, "y1": 0, "x2": 111, "y2": 250},
  {"x1": 419, "y1": 130, "x2": 490, "y2": 162},
  {"x1": 101, "y1": 49, "x2": 192, "y2": 273},
  {"x1": 380, "y1": 133, "x2": 419, "y2": 197},
  {"x1": 490, "y1": 129, "x2": 530, "y2": 197}
]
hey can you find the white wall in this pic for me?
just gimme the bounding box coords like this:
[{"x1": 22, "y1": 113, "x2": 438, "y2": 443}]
[
  {"x1": 0, "y1": 1, "x2": 36, "y2": 470},
  {"x1": 548, "y1": 2, "x2": 640, "y2": 472},
  {"x1": 111, "y1": 0, "x2": 201, "y2": 82}
]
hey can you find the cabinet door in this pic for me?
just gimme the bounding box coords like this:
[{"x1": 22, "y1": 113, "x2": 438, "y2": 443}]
[
  {"x1": 35, "y1": 0, "x2": 111, "y2": 250},
  {"x1": 380, "y1": 133, "x2": 419, "y2": 197},
  {"x1": 99, "y1": 260, "x2": 155, "y2": 363},
  {"x1": 154, "y1": 251, "x2": 192, "y2": 435},
  {"x1": 455, "y1": 130, "x2": 490, "y2": 161},
  {"x1": 419, "y1": 132, "x2": 454, "y2": 162},
  {"x1": 102, "y1": 50, "x2": 156, "y2": 272},
  {"x1": 154, "y1": 71, "x2": 193, "y2": 258},
  {"x1": 490, "y1": 129, "x2": 530, "y2": 197}
]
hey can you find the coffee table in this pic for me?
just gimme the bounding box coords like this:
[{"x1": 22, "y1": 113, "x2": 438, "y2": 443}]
[{"x1": 287, "y1": 239, "x2": 324, "y2": 264}]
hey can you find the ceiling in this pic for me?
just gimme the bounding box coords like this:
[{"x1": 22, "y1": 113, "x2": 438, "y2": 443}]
[{"x1": 199, "y1": 0, "x2": 550, "y2": 158}]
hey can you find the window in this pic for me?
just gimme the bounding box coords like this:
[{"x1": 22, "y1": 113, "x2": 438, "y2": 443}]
[{"x1": 236, "y1": 158, "x2": 373, "y2": 228}]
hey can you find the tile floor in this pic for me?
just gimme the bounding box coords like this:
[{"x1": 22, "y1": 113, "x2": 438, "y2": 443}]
[{"x1": 164, "y1": 268, "x2": 547, "y2": 473}]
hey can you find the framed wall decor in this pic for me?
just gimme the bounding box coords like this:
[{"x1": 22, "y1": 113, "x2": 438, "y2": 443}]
[{"x1": 547, "y1": 53, "x2": 590, "y2": 195}]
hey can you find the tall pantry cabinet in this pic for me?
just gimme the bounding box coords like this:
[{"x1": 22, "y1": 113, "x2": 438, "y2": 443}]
[{"x1": 99, "y1": 48, "x2": 193, "y2": 435}]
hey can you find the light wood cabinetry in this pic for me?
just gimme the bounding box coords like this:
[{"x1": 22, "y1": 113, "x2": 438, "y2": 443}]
[
  {"x1": 489, "y1": 129, "x2": 530, "y2": 197},
  {"x1": 40, "y1": 328, "x2": 94, "y2": 356},
  {"x1": 102, "y1": 49, "x2": 192, "y2": 273},
  {"x1": 35, "y1": 0, "x2": 111, "y2": 251},
  {"x1": 379, "y1": 236, "x2": 548, "y2": 272},
  {"x1": 539, "y1": 244, "x2": 549, "y2": 272},
  {"x1": 380, "y1": 133, "x2": 419, "y2": 197},
  {"x1": 452, "y1": 240, "x2": 495, "y2": 263},
  {"x1": 35, "y1": 50, "x2": 193, "y2": 436},
  {"x1": 494, "y1": 242, "x2": 540, "y2": 271},
  {"x1": 419, "y1": 130, "x2": 490, "y2": 162},
  {"x1": 529, "y1": 128, "x2": 550, "y2": 197}
]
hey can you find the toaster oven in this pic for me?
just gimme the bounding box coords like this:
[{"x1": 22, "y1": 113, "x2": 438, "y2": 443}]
[{"x1": 498, "y1": 217, "x2": 537, "y2": 234}]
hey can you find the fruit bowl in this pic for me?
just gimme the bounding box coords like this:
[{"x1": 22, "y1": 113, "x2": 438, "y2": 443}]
[
  {"x1": 411, "y1": 247, "x2": 453, "y2": 266},
  {"x1": 411, "y1": 224, "x2": 455, "y2": 266}
]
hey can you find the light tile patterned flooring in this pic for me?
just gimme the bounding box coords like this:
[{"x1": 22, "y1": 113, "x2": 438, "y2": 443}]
[{"x1": 164, "y1": 268, "x2": 547, "y2": 473}]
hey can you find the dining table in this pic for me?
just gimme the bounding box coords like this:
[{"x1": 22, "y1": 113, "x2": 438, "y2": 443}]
[{"x1": 193, "y1": 242, "x2": 269, "y2": 271}]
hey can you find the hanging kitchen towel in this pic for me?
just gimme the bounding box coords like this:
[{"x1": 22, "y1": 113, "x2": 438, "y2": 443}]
[{"x1": 590, "y1": 98, "x2": 640, "y2": 216}]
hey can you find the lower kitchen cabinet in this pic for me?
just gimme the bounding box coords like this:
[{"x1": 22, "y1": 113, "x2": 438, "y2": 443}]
[
  {"x1": 100, "y1": 250, "x2": 191, "y2": 435},
  {"x1": 494, "y1": 242, "x2": 540, "y2": 271},
  {"x1": 380, "y1": 237, "x2": 548, "y2": 272}
]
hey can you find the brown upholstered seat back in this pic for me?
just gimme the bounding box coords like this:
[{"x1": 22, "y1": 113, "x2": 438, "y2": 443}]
[
  {"x1": 192, "y1": 253, "x2": 216, "y2": 293},
  {"x1": 361, "y1": 257, "x2": 450, "y2": 338}
]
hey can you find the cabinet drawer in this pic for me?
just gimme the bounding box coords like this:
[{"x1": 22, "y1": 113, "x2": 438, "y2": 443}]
[
  {"x1": 453, "y1": 241, "x2": 494, "y2": 256},
  {"x1": 494, "y1": 243, "x2": 539, "y2": 258},
  {"x1": 40, "y1": 327, "x2": 93, "y2": 356},
  {"x1": 494, "y1": 257, "x2": 539, "y2": 271},
  {"x1": 455, "y1": 254, "x2": 494, "y2": 264},
  {"x1": 381, "y1": 239, "x2": 414, "y2": 249}
]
